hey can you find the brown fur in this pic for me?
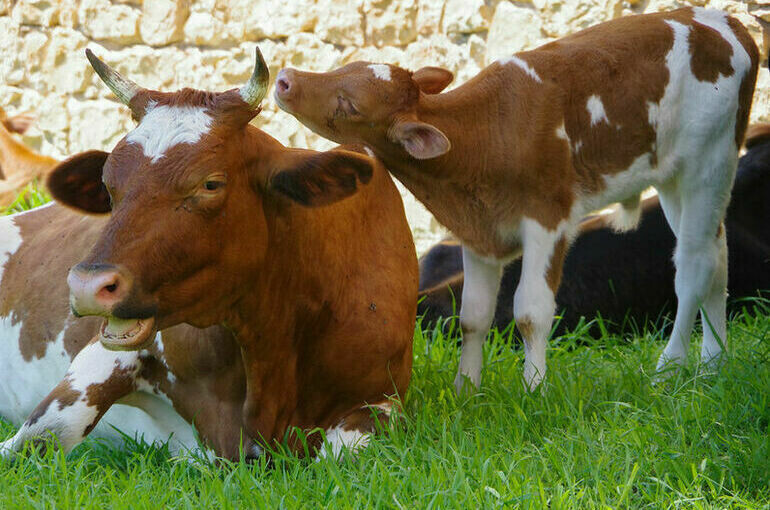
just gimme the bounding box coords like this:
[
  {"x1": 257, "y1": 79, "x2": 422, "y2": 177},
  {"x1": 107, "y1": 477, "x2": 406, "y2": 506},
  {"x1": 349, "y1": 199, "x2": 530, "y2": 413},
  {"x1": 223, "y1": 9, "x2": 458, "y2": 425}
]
[
  {"x1": 277, "y1": 8, "x2": 757, "y2": 262},
  {"x1": 730, "y1": 17, "x2": 761, "y2": 147},
  {"x1": 47, "y1": 86, "x2": 417, "y2": 455}
]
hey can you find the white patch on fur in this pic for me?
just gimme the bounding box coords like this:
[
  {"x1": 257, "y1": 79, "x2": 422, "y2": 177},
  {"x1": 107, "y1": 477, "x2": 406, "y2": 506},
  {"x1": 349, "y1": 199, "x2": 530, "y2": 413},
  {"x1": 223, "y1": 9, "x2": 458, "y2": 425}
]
[
  {"x1": 364, "y1": 146, "x2": 375, "y2": 158},
  {"x1": 606, "y1": 196, "x2": 642, "y2": 232},
  {"x1": 499, "y1": 56, "x2": 542, "y2": 82},
  {"x1": 555, "y1": 123, "x2": 568, "y2": 141},
  {"x1": 586, "y1": 95, "x2": 609, "y2": 126},
  {"x1": 318, "y1": 424, "x2": 371, "y2": 460},
  {"x1": 0, "y1": 213, "x2": 69, "y2": 427},
  {"x1": 572, "y1": 139, "x2": 583, "y2": 153},
  {"x1": 126, "y1": 101, "x2": 212, "y2": 163},
  {"x1": 368, "y1": 64, "x2": 391, "y2": 82}
]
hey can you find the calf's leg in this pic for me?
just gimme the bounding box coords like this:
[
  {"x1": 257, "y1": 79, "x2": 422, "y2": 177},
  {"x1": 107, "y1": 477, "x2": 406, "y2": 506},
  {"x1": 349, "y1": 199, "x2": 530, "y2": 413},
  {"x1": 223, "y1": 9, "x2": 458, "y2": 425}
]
[
  {"x1": 0, "y1": 339, "x2": 140, "y2": 457},
  {"x1": 700, "y1": 225, "x2": 728, "y2": 366},
  {"x1": 514, "y1": 219, "x2": 569, "y2": 391},
  {"x1": 656, "y1": 178, "x2": 731, "y2": 374},
  {"x1": 454, "y1": 246, "x2": 502, "y2": 393}
]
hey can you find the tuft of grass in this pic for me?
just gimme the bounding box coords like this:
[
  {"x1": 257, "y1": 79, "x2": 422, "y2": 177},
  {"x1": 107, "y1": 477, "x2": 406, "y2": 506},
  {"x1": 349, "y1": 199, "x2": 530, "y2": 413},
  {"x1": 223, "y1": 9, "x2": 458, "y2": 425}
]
[
  {"x1": 2, "y1": 180, "x2": 52, "y2": 216},
  {"x1": 1, "y1": 308, "x2": 769, "y2": 508}
]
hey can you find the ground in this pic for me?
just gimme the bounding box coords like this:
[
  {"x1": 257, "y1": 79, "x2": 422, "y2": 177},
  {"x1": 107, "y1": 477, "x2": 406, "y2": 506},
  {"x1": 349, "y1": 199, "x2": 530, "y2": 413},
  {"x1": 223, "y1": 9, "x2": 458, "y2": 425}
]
[
  {"x1": 1, "y1": 188, "x2": 769, "y2": 508},
  {"x1": 1, "y1": 307, "x2": 769, "y2": 509}
]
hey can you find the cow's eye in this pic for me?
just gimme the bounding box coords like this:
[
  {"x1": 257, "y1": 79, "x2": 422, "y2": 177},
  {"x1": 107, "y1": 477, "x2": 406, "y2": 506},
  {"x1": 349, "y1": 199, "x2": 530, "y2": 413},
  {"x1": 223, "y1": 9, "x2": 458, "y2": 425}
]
[{"x1": 201, "y1": 175, "x2": 226, "y2": 192}]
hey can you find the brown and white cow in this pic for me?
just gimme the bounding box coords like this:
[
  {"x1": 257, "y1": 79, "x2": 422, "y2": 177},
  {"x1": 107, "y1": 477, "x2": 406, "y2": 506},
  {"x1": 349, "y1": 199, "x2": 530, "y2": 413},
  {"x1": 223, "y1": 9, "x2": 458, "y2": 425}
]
[
  {"x1": 1, "y1": 48, "x2": 417, "y2": 460},
  {"x1": 0, "y1": 107, "x2": 59, "y2": 207},
  {"x1": 274, "y1": 8, "x2": 759, "y2": 391}
]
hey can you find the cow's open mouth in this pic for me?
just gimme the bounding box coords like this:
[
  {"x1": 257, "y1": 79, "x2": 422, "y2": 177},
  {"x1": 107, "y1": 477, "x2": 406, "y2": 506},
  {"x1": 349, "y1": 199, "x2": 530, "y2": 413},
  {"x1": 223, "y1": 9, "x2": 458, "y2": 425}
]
[{"x1": 99, "y1": 316, "x2": 156, "y2": 351}]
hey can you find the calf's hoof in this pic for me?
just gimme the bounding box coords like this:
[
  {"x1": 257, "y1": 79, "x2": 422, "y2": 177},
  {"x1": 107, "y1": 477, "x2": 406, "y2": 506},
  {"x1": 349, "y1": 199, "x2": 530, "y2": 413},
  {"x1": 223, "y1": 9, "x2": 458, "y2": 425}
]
[{"x1": 453, "y1": 371, "x2": 480, "y2": 396}]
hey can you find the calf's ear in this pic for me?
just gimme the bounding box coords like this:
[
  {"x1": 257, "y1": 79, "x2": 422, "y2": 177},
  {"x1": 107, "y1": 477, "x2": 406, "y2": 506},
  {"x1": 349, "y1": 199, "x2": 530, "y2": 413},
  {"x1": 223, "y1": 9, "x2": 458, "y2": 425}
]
[
  {"x1": 390, "y1": 119, "x2": 451, "y2": 160},
  {"x1": 268, "y1": 148, "x2": 374, "y2": 207},
  {"x1": 412, "y1": 67, "x2": 453, "y2": 94},
  {"x1": 47, "y1": 150, "x2": 112, "y2": 214}
]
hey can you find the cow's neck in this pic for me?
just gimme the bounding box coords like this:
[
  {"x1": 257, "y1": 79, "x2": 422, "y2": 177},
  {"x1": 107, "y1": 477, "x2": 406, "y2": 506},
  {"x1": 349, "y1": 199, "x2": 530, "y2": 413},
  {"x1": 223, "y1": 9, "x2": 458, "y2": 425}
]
[
  {"x1": 222, "y1": 203, "x2": 336, "y2": 445},
  {"x1": 372, "y1": 72, "x2": 540, "y2": 257}
]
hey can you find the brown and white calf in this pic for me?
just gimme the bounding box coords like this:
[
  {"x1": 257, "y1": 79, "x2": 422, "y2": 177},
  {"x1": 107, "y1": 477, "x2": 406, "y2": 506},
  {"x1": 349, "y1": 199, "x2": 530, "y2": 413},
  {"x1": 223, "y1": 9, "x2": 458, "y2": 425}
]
[
  {"x1": 0, "y1": 107, "x2": 59, "y2": 207},
  {"x1": 275, "y1": 8, "x2": 759, "y2": 391},
  {"x1": 1, "y1": 48, "x2": 417, "y2": 459}
]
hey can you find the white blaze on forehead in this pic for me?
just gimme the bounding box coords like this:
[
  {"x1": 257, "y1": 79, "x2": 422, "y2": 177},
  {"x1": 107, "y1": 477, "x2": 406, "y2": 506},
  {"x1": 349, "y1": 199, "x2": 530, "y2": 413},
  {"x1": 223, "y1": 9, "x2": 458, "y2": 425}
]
[
  {"x1": 368, "y1": 64, "x2": 391, "y2": 81},
  {"x1": 126, "y1": 102, "x2": 213, "y2": 163},
  {"x1": 586, "y1": 95, "x2": 609, "y2": 126},
  {"x1": 499, "y1": 56, "x2": 542, "y2": 83}
]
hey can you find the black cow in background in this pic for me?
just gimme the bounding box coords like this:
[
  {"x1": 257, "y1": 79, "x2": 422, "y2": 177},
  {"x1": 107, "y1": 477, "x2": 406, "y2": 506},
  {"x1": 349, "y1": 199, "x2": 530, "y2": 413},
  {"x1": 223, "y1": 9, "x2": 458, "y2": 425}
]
[{"x1": 418, "y1": 125, "x2": 770, "y2": 335}]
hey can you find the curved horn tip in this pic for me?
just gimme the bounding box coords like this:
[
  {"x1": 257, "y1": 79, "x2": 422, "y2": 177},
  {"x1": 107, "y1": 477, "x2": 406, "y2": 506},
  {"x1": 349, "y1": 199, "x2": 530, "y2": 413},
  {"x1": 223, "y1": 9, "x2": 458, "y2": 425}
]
[
  {"x1": 239, "y1": 46, "x2": 269, "y2": 108},
  {"x1": 84, "y1": 48, "x2": 141, "y2": 109}
]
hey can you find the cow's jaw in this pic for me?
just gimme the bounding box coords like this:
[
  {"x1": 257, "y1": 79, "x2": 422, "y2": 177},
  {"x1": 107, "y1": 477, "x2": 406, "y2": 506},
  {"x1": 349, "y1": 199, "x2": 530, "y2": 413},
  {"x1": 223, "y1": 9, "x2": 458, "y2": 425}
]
[{"x1": 99, "y1": 316, "x2": 156, "y2": 351}]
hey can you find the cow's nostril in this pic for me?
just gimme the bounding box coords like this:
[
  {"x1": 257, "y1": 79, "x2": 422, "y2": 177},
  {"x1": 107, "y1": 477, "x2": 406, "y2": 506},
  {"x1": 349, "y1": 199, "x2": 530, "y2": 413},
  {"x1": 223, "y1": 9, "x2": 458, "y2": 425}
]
[
  {"x1": 277, "y1": 78, "x2": 290, "y2": 93},
  {"x1": 104, "y1": 283, "x2": 118, "y2": 293}
]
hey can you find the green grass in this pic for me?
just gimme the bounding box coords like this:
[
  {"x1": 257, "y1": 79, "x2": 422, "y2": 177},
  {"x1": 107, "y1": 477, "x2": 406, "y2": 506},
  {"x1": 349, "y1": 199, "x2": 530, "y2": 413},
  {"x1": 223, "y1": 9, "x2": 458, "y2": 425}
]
[
  {"x1": 1, "y1": 306, "x2": 769, "y2": 509},
  {"x1": 2, "y1": 180, "x2": 51, "y2": 215},
  {"x1": 2, "y1": 195, "x2": 769, "y2": 508}
]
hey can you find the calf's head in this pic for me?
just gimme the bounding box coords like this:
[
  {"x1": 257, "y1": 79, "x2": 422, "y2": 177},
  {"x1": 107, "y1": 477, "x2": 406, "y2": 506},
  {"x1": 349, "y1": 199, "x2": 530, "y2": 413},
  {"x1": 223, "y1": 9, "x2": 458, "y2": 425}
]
[
  {"x1": 50, "y1": 48, "x2": 374, "y2": 350},
  {"x1": 274, "y1": 62, "x2": 454, "y2": 160}
]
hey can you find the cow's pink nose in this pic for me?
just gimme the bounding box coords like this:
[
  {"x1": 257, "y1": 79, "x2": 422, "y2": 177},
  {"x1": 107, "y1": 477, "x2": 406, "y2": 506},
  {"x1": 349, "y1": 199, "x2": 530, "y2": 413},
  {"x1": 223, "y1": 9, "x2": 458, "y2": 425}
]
[{"x1": 67, "y1": 264, "x2": 129, "y2": 317}]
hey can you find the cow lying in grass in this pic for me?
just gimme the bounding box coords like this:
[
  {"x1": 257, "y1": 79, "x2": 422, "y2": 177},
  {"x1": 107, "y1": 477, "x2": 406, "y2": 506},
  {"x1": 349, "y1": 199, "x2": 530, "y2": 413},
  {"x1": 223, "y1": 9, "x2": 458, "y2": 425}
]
[
  {"x1": 418, "y1": 125, "x2": 770, "y2": 333},
  {"x1": 275, "y1": 7, "x2": 759, "y2": 391},
  {"x1": 0, "y1": 48, "x2": 417, "y2": 460},
  {"x1": 0, "y1": 107, "x2": 58, "y2": 207}
]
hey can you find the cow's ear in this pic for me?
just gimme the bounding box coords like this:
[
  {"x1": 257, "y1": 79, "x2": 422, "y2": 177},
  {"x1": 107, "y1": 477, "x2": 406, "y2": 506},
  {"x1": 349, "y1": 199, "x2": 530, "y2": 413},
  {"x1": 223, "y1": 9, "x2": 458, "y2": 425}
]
[
  {"x1": 412, "y1": 67, "x2": 453, "y2": 94},
  {"x1": 268, "y1": 148, "x2": 374, "y2": 207},
  {"x1": 3, "y1": 113, "x2": 35, "y2": 135},
  {"x1": 47, "y1": 150, "x2": 111, "y2": 214},
  {"x1": 390, "y1": 119, "x2": 451, "y2": 160}
]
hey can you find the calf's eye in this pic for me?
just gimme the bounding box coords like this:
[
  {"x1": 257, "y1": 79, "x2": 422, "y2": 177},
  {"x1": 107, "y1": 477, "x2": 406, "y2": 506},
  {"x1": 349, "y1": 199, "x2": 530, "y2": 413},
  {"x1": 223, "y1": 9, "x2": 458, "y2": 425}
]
[{"x1": 337, "y1": 95, "x2": 359, "y2": 116}]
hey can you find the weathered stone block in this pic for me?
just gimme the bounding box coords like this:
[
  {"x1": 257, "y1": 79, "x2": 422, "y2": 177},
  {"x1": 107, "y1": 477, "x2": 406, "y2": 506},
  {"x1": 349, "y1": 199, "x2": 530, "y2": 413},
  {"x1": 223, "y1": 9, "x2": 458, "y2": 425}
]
[
  {"x1": 140, "y1": 0, "x2": 190, "y2": 46},
  {"x1": 78, "y1": 0, "x2": 141, "y2": 43},
  {"x1": 364, "y1": 0, "x2": 419, "y2": 47}
]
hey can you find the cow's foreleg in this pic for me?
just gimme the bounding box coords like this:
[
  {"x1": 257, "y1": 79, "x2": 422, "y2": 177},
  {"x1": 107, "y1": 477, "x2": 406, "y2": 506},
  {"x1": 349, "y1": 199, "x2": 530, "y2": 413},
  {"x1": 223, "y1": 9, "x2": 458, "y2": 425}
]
[
  {"x1": 454, "y1": 246, "x2": 502, "y2": 394},
  {"x1": 0, "y1": 339, "x2": 140, "y2": 457},
  {"x1": 514, "y1": 219, "x2": 569, "y2": 391}
]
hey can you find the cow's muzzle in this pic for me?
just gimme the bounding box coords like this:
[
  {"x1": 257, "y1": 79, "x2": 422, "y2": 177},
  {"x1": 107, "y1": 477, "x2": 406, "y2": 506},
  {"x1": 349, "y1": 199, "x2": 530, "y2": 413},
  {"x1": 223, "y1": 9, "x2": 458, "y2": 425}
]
[{"x1": 67, "y1": 263, "x2": 156, "y2": 350}]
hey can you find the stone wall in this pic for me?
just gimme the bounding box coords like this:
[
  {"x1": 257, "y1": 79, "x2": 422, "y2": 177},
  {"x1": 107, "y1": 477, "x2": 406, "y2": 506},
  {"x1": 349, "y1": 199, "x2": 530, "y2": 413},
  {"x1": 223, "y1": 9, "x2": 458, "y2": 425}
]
[{"x1": 1, "y1": 0, "x2": 768, "y2": 254}]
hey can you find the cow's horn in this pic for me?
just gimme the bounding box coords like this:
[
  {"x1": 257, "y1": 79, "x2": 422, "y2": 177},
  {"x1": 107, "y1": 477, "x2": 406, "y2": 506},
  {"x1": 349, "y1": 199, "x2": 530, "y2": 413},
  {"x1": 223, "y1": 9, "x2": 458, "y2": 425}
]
[
  {"x1": 239, "y1": 47, "x2": 269, "y2": 109},
  {"x1": 85, "y1": 49, "x2": 141, "y2": 110}
]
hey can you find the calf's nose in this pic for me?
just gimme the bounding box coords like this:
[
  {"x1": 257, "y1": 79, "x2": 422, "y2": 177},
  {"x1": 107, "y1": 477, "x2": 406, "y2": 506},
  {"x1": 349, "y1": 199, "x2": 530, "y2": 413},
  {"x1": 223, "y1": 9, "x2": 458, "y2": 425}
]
[
  {"x1": 67, "y1": 263, "x2": 130, "y2": 317},
  {"x1": 275, "y1": 69, "x2": 296, "y2": 99}
]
